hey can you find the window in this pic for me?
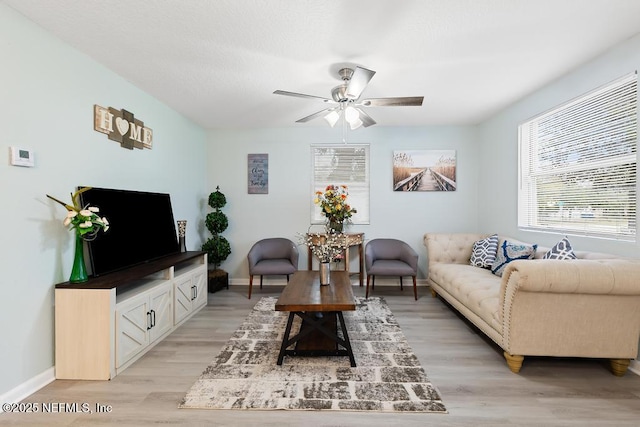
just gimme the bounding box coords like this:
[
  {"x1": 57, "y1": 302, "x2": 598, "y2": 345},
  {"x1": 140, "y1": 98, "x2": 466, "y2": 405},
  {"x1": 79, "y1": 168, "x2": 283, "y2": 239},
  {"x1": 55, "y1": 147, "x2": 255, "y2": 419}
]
[
  {"x1": 311, "y1": 144, "x2": 370, "y2": 224},
  {"x1": 519, "y1": 72, "x2": 637, "y2": 241}
]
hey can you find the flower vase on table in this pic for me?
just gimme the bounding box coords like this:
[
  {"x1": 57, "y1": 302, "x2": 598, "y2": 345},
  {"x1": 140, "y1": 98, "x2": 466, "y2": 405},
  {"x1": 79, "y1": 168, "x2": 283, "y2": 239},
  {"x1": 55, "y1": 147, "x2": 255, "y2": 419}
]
[
  {"x1": 328, "y1": 220, "x2": 344, "y2": 234},
  {"x1": 69, "y1": 232, "x2": 88, "y2": 283},
  {"x1": 299, "y1": 230, "x2": 348, "y2": 286},
  {"x1": 46, "y1": 188, "x2": 110, "y2": 284},
  {"x1": 313, "y1": 184, "x2": 357, "y2": 233},
  {"x1": 319, "y1": 261, "x2": 331, "y2": 285}
]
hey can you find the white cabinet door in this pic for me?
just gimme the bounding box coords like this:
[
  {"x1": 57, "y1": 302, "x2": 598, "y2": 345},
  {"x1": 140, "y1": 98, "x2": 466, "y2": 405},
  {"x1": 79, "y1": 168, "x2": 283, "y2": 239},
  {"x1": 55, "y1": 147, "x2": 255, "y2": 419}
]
[
  {"x1": 173, "y1": 266, "x2": 208, "y2": 325},
  {"x1": 148, "y1": 282, "x2": 173, "y2": 343},
  {"x1": 192, "y1": 269, "x2": 207, "y2": 310},
  {"x1": 174, "y1": 275, "x2": 193, "y2": 325},
  {"x1": 116, "y1": 294, "x2": 149, "y2": 368}
]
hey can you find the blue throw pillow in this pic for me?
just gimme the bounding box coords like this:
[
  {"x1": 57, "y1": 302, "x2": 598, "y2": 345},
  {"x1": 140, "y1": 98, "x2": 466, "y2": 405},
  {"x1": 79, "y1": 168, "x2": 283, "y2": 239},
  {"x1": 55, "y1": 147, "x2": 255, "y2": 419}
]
[
  {"x1": 543, "y1": 237, "x2": 577, "y2": 260},
  {"x1": 470, "y1": 234, "x2": 499, "y2": 269},
  {"x1": 491, "y1": 240, "x2": 537, "y2": 277}
]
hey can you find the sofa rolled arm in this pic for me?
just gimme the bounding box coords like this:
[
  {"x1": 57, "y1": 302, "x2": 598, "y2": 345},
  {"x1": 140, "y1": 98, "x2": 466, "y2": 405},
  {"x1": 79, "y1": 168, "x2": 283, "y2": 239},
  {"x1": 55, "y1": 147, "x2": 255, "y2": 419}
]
[{"x1": 500, "y1": 259, "x2": 640, "y2": 296}]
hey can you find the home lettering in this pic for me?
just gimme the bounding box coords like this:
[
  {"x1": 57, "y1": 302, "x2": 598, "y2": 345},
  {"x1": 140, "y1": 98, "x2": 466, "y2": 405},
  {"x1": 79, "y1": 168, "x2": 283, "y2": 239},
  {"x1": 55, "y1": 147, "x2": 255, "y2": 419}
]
[{"x1": 94, "y1": 105, "x2": 153, "y2": 150}]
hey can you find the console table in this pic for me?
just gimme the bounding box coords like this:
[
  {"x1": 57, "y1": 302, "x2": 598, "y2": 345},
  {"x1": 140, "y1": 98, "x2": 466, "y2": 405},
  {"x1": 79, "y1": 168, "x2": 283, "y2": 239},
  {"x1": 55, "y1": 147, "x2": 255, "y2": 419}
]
[
  {"x1": 54, "y1": 251, "x2": 207, "y2": 380},
  {"x1": 306, "y1": 232, "x2": 364, "y2": 287}
]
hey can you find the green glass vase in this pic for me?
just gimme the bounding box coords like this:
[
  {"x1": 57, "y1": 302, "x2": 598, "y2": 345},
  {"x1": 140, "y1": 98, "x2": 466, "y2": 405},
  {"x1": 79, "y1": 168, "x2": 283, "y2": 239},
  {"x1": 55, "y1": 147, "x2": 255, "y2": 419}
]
[{"x1": 69, "y1": 233, "x2": 88, "y2": 283}]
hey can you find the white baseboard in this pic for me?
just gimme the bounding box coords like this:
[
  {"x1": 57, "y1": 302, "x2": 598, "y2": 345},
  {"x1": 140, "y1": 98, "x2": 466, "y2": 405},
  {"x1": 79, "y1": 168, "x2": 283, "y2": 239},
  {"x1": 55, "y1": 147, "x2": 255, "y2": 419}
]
[
  {"x1": 0, "y1": 367, "x2": 55, "y2": 411},
  {"x1": 629, "y1": 360, "x2": 640, "y2": 376}
]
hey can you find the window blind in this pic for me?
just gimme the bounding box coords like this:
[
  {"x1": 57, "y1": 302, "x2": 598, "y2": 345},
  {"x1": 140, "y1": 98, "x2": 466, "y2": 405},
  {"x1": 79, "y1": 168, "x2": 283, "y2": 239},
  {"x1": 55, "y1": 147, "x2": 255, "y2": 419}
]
[
  {"x1": 311, "y1": 144, "x2": 370, "y2": 224},
  {"x1": 518, "y1": 72, "x2": 637, "y2": 241}
]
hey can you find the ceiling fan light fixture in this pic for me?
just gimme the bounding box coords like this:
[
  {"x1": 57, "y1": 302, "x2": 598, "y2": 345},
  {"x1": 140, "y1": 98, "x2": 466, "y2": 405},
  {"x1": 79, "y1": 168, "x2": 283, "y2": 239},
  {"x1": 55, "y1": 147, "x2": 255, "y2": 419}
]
[
  {"x1": 349, "y1": 117, "x2": 364, "y2": 130},
  {"x1": 324, "y1": 110, "x2": 340, "y2": 127},
  {"x1": 274, "y1": 65, "x2": 423, "y2": 128},
  {"x1": 349, "y1": 117, "x2": 363, "y2": 130},
  {"x1": 344, "y1": 105, "x2": 359, "y2": 124}
]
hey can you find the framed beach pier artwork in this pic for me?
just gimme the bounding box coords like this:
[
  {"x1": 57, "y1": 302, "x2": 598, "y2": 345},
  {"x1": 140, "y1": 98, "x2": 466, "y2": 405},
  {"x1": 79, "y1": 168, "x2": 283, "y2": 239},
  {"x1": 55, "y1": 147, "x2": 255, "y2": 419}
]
[{"x1": 393, "y1": 150, "x2": 457, "y2": 191}]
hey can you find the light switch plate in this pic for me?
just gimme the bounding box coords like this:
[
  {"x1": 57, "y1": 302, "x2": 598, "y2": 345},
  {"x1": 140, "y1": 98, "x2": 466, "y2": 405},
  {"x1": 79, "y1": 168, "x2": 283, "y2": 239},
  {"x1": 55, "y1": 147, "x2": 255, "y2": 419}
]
[{"x1": 9, "y1": 147, "x2": 35, "y2": 167}]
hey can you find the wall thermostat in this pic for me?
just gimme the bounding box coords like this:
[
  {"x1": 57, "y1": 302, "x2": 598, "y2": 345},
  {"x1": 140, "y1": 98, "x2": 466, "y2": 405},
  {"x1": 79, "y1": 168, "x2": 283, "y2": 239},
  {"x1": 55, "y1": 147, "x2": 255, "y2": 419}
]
[{"x1": 9, "y1": 147, "x2": 35, "y2": 167}]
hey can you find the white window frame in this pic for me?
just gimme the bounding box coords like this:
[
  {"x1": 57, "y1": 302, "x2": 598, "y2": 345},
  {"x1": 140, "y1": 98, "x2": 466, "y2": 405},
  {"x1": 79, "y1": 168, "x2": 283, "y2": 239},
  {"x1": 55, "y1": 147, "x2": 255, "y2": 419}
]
[
  {"x1": 311, "y1": 144, "x2": 370, "y2": 225},
  {"x1": 518, "y1": 72, "x2": 638, "y2": 241}
]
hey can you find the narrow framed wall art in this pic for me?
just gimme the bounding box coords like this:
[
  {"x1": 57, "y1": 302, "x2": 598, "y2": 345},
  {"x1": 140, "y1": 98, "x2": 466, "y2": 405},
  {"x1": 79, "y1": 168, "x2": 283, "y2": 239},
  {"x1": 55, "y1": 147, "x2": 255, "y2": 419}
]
[{"x1": 248, "y1": 153, "x2": 269, "y2": 194}]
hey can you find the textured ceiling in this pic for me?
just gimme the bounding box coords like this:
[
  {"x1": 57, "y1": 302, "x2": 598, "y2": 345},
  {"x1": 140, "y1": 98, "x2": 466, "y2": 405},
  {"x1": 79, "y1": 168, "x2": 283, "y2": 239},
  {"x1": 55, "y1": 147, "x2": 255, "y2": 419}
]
[{"x1": 5, "y1": 0, "x2": 640, "y2": 129}]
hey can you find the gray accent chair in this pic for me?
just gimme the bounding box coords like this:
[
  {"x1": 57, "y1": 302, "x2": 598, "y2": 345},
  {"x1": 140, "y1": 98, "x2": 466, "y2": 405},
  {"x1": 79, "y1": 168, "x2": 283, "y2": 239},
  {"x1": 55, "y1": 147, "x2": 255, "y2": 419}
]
[
  {"x1": 365, "y1": 238, "x2": 419, "y2": 300},
  {"x1": 247, "y1": 238, "x2": 299, "y2": 299}
]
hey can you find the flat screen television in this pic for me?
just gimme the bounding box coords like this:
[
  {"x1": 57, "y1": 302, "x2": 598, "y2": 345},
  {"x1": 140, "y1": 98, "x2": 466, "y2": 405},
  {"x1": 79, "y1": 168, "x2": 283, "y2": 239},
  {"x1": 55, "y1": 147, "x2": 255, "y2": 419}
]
[{"x1": 79, "y1": 187, "x2": 180, "y2": 277}]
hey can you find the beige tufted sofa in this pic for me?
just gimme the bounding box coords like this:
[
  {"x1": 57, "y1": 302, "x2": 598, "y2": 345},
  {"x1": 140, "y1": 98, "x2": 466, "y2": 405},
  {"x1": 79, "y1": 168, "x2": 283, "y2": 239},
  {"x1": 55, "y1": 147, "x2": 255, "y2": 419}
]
[{"x1": 424, "y1": 233, "x2": 640, "y2": 376}]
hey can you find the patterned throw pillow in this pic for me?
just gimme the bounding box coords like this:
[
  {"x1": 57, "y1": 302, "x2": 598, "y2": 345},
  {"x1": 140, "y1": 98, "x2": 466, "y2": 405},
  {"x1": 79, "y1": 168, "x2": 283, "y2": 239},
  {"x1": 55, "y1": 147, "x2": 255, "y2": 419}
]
[
  {"x1": 491, "y1": 240, "x2": 538, "y2": 277},
  {"x1": 470, "y1": 234, "x2": 499, "y2": 268},
  {"x1": 543, "y1": 237, "x2": 577, "y2": 260}
]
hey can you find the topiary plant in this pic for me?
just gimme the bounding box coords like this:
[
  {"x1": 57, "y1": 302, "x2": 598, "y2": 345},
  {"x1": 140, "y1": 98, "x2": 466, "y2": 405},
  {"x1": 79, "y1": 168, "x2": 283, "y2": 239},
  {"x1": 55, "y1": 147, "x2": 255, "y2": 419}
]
[{"x1": 202, "y1": 186, "x2": 231, "y2": 270}]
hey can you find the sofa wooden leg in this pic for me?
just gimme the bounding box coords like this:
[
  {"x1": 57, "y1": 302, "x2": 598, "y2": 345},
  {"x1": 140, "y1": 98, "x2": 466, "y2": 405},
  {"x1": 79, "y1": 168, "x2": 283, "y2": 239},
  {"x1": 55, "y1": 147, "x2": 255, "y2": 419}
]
[
  {"x1": 248, "y1": 275, "x2": 253, "y2": 299},
  {"x1": 412, "y1": 276, "x2": 417, "y2": 301},
  {"x1": 430, "y1": 287, "x2": 437, "y2": 298},
  {"x1": 610, "y1": 359, "x2": 630, "y2": 376},
  {"x1": 504, "y1": 352, "x2": 524, "y2": 373}
]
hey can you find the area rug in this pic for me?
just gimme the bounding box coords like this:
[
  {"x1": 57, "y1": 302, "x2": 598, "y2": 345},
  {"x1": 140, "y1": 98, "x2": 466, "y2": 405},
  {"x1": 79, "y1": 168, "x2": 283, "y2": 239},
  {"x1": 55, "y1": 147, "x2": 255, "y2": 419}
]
[{"x1": 179, "y1": 296, "x2": 447, "y2": 413}]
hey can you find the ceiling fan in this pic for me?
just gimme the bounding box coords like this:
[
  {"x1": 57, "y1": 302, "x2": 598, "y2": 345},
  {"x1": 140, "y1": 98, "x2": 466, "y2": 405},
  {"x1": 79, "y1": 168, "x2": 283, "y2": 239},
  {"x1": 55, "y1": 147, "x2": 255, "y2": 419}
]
[{"x1": 273, "y1": 66, "x2": 424, "y2": 130}]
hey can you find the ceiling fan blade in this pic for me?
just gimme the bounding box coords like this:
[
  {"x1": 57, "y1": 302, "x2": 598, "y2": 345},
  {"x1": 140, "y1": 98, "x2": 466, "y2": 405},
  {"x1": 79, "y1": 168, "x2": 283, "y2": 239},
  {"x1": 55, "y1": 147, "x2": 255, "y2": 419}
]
[
  {"x1": 355, "y1": 108, "x2": 376, "y2": 127},
  {"x1": 295, "y1": 107, "x2": 336, "y2": 123},
  {"x1": 360, "y1": 96, "x2": 424, "y2": 107},
  {"x1": 273, "y1": 90, "x2": 333, "y2": 103},
  {"x1": 346, "y1": 66, "x2": 376, "y2": 99}
]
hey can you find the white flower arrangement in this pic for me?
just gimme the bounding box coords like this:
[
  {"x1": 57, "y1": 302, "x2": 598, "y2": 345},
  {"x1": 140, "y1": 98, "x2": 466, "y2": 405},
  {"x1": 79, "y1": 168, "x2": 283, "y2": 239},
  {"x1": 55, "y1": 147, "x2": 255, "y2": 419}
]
[
  {"x1": 299, "y1": 230, "x2": 348, "y2": 263},
  {"x1": 47, "y1": 188, "x2": 109, "y2": 240}
]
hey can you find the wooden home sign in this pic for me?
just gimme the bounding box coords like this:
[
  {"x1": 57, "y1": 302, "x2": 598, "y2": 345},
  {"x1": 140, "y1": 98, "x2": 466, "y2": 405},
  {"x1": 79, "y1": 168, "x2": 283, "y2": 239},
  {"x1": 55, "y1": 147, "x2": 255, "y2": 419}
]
[{"x1": 93, "y1": 105, "x2": 153, "y2": 150}]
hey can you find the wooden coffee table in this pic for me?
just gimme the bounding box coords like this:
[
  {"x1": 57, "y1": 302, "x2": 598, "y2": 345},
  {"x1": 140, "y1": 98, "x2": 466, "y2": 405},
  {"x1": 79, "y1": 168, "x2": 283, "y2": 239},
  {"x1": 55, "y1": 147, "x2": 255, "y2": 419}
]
[{"x1": 275, "y1": 270, "x2": 356, "y2": 367}]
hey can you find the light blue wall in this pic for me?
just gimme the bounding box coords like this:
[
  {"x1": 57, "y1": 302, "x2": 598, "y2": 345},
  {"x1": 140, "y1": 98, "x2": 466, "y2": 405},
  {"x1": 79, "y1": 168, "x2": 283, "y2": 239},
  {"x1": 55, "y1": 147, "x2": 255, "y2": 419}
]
[
  {"x1": 0, "y1": 4, "x2": 207, "y2": 396},
  {"x1": 477, "y1": 33, "x2": 640, "y2": 257},
  {"x1": 206, "y1": 125, "x2": 480, "y2": 281}
]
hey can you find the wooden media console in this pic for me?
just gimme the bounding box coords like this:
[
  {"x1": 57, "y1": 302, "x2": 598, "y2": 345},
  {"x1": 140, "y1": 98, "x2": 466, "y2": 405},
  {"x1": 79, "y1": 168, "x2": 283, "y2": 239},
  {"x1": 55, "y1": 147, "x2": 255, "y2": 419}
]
[{"x1": 54, "y1": 251, "x2": 207, "y2": 380}]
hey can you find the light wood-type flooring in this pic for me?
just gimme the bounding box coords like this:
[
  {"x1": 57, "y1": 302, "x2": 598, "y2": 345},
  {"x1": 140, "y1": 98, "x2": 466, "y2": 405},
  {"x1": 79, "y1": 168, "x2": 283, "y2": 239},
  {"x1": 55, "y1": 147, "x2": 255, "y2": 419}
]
[{"x1": 3, "y1": 284, "x2": 640, "y2": 426}]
